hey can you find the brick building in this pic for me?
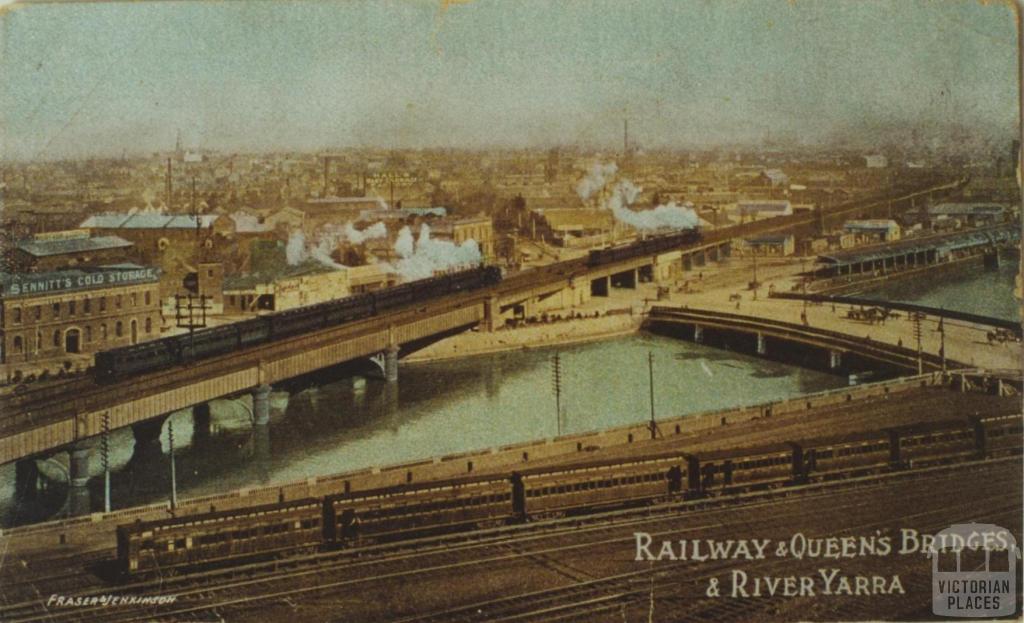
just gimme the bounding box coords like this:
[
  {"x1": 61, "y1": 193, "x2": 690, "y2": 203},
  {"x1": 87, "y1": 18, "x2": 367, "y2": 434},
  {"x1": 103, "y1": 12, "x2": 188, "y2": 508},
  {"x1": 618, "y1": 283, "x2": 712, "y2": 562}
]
[{"x1": 0, "y1": 265, "x2": 162, "y2": 381}]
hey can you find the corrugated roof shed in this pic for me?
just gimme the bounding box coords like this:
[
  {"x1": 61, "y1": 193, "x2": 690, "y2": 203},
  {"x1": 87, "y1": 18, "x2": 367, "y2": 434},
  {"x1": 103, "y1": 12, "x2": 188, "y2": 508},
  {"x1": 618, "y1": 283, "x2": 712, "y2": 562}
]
[
  {"x1": 818, "y1": 225, "x2": 1018, "y2": 265},
  {"x1": 16, "y1": 235, "x2": 133, "y2": 257}
]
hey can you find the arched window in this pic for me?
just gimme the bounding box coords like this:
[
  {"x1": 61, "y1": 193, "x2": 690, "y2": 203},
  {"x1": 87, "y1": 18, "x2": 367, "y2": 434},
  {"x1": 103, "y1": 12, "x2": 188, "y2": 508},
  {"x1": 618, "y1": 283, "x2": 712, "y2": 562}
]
[
  {"x1": 115, "y1": 321, "x2": 123, "y2": 337},
  {"x1": 52, "y1": 330, "x2": 60, "y2": 347},
  {"x1": 115, "y1": 295, "x2": 122, "y2": 309},
  {"x1": 12, "y1": 308, "x2": 21, "y2": 323},
  {"x1": 145, "y1": 317, "x2": 152, "y2": 333},
  {"x1": 100, "y1": 324, "x2": 107, "y2": 340},
  {"x1": 85, "y1": 326, "x2": 93, "y2": 342},
  {"x1": 130, "y1": 293, "x2": 137, "y2": 307},
  {"x1": 13, "y1": 336, "x2": 22, "y2": 353},
  {"x1": 145, "y1": 291, "x2": 151, "y2": 306}
]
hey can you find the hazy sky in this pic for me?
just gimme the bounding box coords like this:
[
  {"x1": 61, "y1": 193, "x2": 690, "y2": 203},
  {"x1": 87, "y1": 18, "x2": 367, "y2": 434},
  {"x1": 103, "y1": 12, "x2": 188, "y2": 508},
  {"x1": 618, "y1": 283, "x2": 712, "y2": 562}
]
[{"x1": 0, "y1": 0, "x2": 1018, "y2": 159}]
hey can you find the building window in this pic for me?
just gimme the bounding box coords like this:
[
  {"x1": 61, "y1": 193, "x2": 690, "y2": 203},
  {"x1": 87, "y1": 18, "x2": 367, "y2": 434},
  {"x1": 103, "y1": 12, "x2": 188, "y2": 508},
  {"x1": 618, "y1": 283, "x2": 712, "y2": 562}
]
[
  {"x1": 85, "y1": 326, "x2": 92, "y2": 342},
  {"x1": 115, "y1": 295, "x2": 122, "y2": 309},
  {"x1": 100, "y1": 297, "x2": 107, "y2": 312},
  {"x1": 52, "y1": 329, "x2": 60, "y2": 348},
  {"x1": 84, "y1": 298, "x2": 91, "y2": 314},
  {"x1": 145, "y1": 291, "x2": 151, "y2": 306},
  {"x1": 13, "y1": 336, "x2": 22, "y2": 353},
  {"x1": 12, "y1": 308, "x2": 21, "y2": 324},
  {"x1": 145, "y1": 317, "x2": 152, "y2": 333},
  {"x1": 52, "y1": 302, "x2": 61, "y2": 318},
  {"x1": 35, "y1": 331, "x2": 41, "y2": 353},
  {"x1": 115, "y1": 321, "x2": 123, "y2": 337},
  {"x1": 33, "y1": 306, "x2": 41, "y2": 321},
  {"x1": 130, "y1": 293, "x2": 137, "y2": 307},
  {"x1": 100, "y1": 324, "x2": 107, "y2": 340},
  {"x1": 69, "y1": 300, "x2": 76, "y2": 316}
]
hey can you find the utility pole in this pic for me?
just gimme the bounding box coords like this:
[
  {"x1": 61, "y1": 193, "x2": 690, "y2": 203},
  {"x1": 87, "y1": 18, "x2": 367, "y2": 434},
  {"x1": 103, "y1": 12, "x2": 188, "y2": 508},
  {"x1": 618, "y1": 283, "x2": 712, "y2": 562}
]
[
  {"x1": 101, "y1": 412, "x2": 111, "y2": 513},
  {"x1": 168, "y1": 420, "x2": 178, "y2": 511},
  {"x1": 551, "y1": 353, "x2": 563, "y2": 437},
  {"x1": 937, "y1": 314, "x2": 946, "y2": 372},
  {"x1": 648, "y1": 352, "x2": 661, "y2": 440},
  {"x1": 912, "y1": 312, "x2": 924, "y2": 375}
]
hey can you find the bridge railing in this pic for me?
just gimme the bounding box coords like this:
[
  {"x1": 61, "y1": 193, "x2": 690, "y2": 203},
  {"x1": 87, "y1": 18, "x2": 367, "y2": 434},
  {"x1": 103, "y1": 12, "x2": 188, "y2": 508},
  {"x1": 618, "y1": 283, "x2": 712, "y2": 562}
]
[{"x1": 768, "y1": 292, "x2": 1022, "y2": 336}]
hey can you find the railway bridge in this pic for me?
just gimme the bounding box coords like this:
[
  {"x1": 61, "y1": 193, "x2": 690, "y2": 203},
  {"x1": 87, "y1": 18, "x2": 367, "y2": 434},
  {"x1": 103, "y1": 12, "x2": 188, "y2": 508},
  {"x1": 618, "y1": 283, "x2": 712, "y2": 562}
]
[{"x1": 0, "y1": 177, "x2": 969, "y2": 515}]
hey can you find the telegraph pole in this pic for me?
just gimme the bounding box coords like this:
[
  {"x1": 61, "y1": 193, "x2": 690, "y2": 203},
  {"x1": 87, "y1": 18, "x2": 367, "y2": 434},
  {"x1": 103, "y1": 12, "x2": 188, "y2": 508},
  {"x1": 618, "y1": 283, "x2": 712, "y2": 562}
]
[
  {"x1": 101, "y1": 412, "x2": 111, "y2": 513},
  {"x1": 912, "y1": 312, "x2": 924, "y2": 375},
  {"x1": 648, "y1": 352, "x2": 661, "y2": 440},
  {"x1": 551, "y1": 354, "x2": 563, "y2": 436},
  {"x1": 168, "y1": 420, "x2": 178, "y2": 510},
  {"x1": 937, "y1": 314, "x2": 946, "y2": 372}
]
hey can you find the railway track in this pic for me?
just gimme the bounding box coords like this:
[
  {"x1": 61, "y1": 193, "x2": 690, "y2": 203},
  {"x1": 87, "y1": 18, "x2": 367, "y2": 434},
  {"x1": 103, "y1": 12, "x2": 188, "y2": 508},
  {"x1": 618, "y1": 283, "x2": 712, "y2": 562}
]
[
  {"x1": 0, "y1": 456, "x2": 1015, "y2": 623},
  {"x1": 386, "y1": 485, "x2": 1020, "y2": 623}
]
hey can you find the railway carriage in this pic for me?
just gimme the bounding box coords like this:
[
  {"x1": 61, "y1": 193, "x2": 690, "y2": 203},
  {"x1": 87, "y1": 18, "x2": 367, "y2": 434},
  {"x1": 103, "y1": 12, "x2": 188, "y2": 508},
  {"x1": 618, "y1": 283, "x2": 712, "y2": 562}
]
[
  {"x1": 977, "y1": 415, "x2": 1024, "y2": 458},
  {"x1": 691, "y1": 442, "x2": 798, "y2": 494},
  {"x1": 518, "y1": 454, "x2": 686, "y2": 516},
  {"x1": 896, "y1": 420, "x2": 979, "y2": 468},
  {"x1": 114, "y1": 414, "x2": 1021, "y2": 579},
  {"x1": 324, "y1": 474, "x2": 513, "y2": 544},
  {"x1": 94, "y1": 266, "x2": 502, "y2": 382},
  {"x1": 800, "y1": 429, "x2": 894, "y2": 480},
  {"x1": 116, "y1": 498, "x2": 323, "y2": 576}
]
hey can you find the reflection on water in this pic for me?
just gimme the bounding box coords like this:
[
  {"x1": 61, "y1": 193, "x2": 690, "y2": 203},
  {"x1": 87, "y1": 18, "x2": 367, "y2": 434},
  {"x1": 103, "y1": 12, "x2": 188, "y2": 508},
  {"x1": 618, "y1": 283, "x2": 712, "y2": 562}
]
[
  {"x1": 860, "y1": 261, "x2": 1018, "y2": 321},
  {"x1": 0, "y1": 333, "x2": 846, "y2": 524},
  {"x1": 4, "y1": 260, "x2": 1012, "y2": 525}
]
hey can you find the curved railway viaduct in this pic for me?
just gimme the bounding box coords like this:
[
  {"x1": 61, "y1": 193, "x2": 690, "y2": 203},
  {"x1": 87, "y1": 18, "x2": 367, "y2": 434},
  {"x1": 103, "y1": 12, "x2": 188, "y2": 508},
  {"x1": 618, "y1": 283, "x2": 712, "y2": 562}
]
[{"x1": 0, "y1": 176, "x2": 979, "y2": 514}]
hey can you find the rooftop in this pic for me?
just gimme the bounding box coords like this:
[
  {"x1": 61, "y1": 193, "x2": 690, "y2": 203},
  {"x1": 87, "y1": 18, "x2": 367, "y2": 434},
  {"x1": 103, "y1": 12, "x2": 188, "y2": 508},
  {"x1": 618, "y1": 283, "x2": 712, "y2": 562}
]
[
  {"x1": 80, "y1": 213, "x2": 220, "y2": 229},
  {"x1": 16, "y1": 235, "x2": 133, "y2": 257},
  {"x1": 818, "y1": 225, "x2": 1018, "y2": 265},
  {"x1": 223, "y1": 260, "x2": 341, "y2": 290},
  {"x1": 928, "y1": 203, "x2": 1006, "y2": 216}
]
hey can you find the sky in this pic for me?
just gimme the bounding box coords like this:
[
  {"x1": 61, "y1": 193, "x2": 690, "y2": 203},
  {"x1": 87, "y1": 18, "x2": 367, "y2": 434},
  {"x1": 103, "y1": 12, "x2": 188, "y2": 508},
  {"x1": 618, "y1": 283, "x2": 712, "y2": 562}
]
[{"x1": 0, "y1": 0, "x2": 1018, "y2": 160}]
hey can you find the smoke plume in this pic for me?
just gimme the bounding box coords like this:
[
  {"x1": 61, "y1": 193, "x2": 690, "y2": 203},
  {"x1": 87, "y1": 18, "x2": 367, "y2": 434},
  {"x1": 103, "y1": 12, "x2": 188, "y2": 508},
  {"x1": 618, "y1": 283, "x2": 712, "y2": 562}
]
[
  {"x1": 392, "y1": 224, "x2": 482, "y2": 281},
  {"x1": 579, "y1": 161, "x2": 700, "y2": 232}
]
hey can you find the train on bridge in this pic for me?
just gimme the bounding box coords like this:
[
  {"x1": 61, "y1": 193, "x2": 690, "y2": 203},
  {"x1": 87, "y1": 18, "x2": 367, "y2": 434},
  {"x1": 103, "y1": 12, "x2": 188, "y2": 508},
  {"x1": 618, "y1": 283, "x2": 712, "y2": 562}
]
[
  {"x1": 117, "y1": 414, "x2": 1020, "y2": 577},
  {"x1": 94, "y1": 266, "x2": 502, "y2": 383},
  {"x1": 95, "y1": 229, "x2": 706, "y2": 384},
  {"x1": 587, "y1": 228, "x2": 702, "y2": 267}
]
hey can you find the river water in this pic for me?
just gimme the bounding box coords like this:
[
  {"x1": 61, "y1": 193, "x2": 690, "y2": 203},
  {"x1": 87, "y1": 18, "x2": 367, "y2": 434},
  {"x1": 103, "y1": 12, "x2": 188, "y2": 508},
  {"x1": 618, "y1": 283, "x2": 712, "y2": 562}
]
[
  {"x1": 0, "y1": 334, "x2": 845, "y2": 524},
  {"x1": 0, "y1": 262, "x2": 1017, "y2": 525},
  {"x1": 860, "y1": 260, "x2": 1019, "y2": 321}
]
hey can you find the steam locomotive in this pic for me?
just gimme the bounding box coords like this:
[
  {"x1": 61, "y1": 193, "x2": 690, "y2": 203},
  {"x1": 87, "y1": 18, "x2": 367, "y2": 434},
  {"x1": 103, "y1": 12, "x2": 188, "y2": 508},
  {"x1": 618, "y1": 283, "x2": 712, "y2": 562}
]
[
  {"x1": 587, "y1": 229, "x2": 702, "y2": 267},
  {"x1": 94, "y1": 266, "x2": 503, "y2": 383}
]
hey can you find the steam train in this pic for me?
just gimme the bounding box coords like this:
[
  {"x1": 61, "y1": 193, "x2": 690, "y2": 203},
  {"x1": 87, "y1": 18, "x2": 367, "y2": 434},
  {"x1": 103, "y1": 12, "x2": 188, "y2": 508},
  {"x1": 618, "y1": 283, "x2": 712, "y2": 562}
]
[
  {"x1": 587, "y1": 229, "x2": 702, "y2": 267},
  {"x1": 94, "y1": 266, "x2": 503, "y2": 383},
  {"x1": 116, "y1": 414, "x2": 1020, "y2": 576}
]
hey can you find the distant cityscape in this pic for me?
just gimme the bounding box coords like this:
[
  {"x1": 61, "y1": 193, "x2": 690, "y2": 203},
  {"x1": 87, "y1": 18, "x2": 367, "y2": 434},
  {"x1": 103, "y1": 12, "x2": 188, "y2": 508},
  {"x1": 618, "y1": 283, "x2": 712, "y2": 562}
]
[{"x1": 0, "y1": 133, "x2": 1019, "y2": 385}]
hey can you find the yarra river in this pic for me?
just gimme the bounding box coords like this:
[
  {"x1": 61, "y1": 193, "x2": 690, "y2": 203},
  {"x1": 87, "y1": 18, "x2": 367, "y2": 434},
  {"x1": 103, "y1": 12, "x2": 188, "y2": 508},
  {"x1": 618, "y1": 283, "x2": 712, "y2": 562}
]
[{"x1": 0, "y1": 262, "x2": 1015, "y2": 524}]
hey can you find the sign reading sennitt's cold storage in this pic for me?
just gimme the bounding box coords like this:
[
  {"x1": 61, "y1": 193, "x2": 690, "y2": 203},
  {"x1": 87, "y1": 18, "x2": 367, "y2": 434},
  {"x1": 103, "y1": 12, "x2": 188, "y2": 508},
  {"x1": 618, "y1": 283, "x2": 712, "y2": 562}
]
[{"x1": 4, "y1": 268, "x2": 160, "y2": 298}]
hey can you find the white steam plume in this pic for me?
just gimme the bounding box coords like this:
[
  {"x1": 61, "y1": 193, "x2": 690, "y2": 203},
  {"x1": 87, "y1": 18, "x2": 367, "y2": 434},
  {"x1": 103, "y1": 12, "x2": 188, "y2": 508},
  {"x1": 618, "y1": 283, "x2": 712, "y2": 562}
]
[
  {"x1": 578, "y1": 161, "x2": 700, "y2": 232},
  {"x1": 576, "y1": 162, "x2": 618, "y2": 200},
  {"x1": 345, "y1": 221, "x2": 388, "y2": 244},
  {"x1": 285, "y1": 229, "x2": 346, "y2": 269},
  {"x1": 392, "y1": 224, "x2": 482, "y2": 281},
  {"x1": 285, "y1": 230, "x2": 308, "y2": 266},
  {"x1": 607, "y1": 180, "x2": 699, "y2": 231}
]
